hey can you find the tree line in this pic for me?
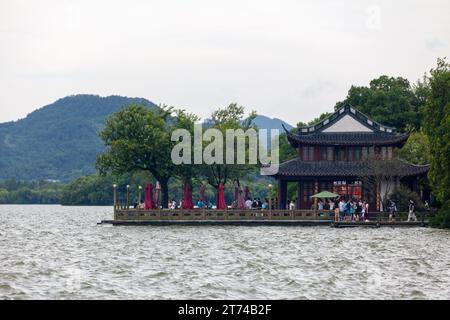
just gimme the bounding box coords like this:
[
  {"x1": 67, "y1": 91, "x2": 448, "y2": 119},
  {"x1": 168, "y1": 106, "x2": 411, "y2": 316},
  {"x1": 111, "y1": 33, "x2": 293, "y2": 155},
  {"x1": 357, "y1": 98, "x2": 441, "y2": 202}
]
[{"x1": 0, "y1": 180, "x2": 64, "y2": 204}]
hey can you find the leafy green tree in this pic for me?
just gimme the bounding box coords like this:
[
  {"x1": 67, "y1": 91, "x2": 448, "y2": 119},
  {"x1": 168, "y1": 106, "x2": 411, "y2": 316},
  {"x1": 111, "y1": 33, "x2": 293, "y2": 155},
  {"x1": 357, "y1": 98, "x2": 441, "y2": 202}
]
[
  {"x1": 170, "y1": 109, "x2": 201, "y2": 191},
  {"x1": 400, "y1": 129, "x2": 430, "y2": 165},
  {"x1": 431, "y1": 201, "x2": 450, "y2": 228},
  {"x1": 61, "y1": 175, "x2": 114, "y2": 205},
  {"x1": 96, "y1": 104, "x2": 200, "y2": 208},
  {"x1": 96, "y1": 105, "x2": 177, "y2": 208},
  {"x1": 335, "y1": 76, "x2": 423, "y2": 131},
  {"x1": 422, "y1": 58, "x2": 450, "y2": 227},
  {"x1": 201, "y1": 103, "x2": 258, "y2": 190}
]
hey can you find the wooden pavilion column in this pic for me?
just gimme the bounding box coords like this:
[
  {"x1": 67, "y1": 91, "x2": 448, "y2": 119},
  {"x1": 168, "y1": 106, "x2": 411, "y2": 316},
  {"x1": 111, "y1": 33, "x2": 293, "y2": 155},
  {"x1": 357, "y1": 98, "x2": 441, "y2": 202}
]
[
  {"x1": 313, "y1": 179, "x2": 319, "y2": 209},
  {"x1": 278, "y1": 179, "x2": 287, "y2": 210},
  {"x1": 376, "y1": 182, "x2": 380, "y2": 212},
  {"x1": 297, "y1": 181, "x2": 302, "y2": 209}
]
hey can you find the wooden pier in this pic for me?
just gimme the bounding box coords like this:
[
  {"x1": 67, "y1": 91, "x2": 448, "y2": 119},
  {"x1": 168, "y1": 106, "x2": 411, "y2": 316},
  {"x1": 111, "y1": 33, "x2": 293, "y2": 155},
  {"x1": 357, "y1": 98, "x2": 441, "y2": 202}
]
[
  {"x1": 330, "y1": 221, "x2": 427, "y2": 228},
  {"x1": 98, "y1": 208, "x2": 428, "y2": 227}
]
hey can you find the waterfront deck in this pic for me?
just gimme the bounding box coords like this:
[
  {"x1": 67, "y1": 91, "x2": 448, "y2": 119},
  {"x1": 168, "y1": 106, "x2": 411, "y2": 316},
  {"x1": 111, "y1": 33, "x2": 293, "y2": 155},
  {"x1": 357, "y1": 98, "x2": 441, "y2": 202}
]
[
  {"x1": 99, "y1": 209, "x2": 427, "y2": 227},
  {"x1": 331, "y1": 221, "x2": 427, "y2": 228}
]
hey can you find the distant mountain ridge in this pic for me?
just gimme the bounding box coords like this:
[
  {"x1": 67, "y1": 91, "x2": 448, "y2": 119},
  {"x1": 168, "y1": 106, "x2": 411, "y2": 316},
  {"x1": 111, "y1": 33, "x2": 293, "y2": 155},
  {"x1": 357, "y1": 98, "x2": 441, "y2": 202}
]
[
  {"x1": 252, "y1": 115, "x2": 293, "y2": 132},
  {"x1": 0, "y1": 95, "x2": 156, "y2": 182},
  {"x1": 0, "y1": 95, "x2": 293, "y2": 182}
]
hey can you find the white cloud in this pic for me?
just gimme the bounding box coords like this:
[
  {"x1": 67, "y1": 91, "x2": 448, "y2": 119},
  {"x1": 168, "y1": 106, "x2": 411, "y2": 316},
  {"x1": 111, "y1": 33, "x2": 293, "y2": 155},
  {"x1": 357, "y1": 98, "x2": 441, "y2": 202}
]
[{"x1": 0, "y1": 0, "x2": 449, "y2": 124}]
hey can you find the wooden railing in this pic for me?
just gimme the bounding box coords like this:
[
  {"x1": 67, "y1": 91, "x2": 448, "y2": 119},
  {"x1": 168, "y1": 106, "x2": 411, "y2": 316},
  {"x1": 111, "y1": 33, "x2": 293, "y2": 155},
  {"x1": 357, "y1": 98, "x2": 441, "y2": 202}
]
[{"x1": 114, "y1": 208, "x2": 336, "y2": 221}]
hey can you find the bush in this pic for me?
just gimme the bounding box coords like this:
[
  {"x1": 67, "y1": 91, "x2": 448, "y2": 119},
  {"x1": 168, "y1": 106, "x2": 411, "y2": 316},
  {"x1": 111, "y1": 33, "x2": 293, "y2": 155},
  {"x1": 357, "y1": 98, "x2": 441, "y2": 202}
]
[{"x1": 430, "y1": 200, "x2": 450, "y2": 228}]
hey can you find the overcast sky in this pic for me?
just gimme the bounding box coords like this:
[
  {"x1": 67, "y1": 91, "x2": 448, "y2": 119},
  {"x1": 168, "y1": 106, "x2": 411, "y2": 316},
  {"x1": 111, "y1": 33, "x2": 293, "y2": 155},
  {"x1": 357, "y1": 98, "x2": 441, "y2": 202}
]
[{"x1": 0, "y1": 0, "x2": 449, "y2": 125}]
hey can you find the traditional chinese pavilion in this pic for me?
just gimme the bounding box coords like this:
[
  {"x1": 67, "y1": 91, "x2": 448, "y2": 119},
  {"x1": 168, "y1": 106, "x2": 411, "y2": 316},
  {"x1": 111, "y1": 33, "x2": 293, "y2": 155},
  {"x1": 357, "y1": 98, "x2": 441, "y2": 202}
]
[{"x1": 275, "y1": 104, "x2": 429, "y2": 211}]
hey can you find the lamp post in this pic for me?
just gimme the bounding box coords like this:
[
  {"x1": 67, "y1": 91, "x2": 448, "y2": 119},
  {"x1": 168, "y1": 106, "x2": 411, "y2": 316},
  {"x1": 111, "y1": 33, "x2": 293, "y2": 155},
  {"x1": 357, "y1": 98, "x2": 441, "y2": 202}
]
[
  {"x1": 268, "y1": 184, "x2": 273, "y2": 218},
  {"x1": 126, "y1": 185, "x2": 130, "y2": 209},
  {"x1": 138, "y1": 185, "x2": 142, "y2": 205},
  {"x1": 113, "y1": 184, "x2": 117, "y2": 215}
]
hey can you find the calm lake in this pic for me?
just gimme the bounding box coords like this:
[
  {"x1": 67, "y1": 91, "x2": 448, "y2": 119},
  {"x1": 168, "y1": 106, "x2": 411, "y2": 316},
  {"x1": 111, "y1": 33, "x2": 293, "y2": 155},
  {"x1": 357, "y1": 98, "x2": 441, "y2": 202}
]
[{"x1": 1, "y1": 205, "x2": 449, "y2": 300}]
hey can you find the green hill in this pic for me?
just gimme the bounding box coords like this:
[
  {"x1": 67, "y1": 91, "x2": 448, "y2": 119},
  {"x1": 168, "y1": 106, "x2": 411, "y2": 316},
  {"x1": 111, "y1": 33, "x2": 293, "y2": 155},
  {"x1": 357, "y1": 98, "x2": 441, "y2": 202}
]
[
  {"x1": 0, "y1": 95, "x2": 293, "y2": 182},
  {"x1": 0, "y1": 95, "x2": 156, "y2": 182},
  {"x1": 252, "y1": 115, "x2": 293, "y2": 132}
]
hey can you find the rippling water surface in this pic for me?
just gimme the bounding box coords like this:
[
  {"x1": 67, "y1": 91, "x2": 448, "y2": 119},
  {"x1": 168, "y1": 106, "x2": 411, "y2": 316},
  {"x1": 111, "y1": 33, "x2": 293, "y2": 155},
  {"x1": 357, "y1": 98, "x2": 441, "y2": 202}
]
[{"x1": 1, "y1": 205, "x2": 450, "y2": 299}]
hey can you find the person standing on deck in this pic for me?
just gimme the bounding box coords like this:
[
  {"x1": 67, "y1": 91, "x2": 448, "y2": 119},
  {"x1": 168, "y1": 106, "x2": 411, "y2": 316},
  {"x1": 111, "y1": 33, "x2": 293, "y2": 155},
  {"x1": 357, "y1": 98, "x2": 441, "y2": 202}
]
[
  {"x1": 252, "y1": 199, "x2": 258, "y2": 209},
  {"x1": 197, "y1": 199, "x2": 205, "y2": 209},
  {"x1": 338, "y1": 198, "x2": 346, "y2": 221},
  {"x1": 355, "y1": 200, "x2": 362, "y2": 221},
  {"x1": 289, "y1": 200, "x2": 295, "y2": 210},
  {"x1": 318, "y1": 200, "x2": 324, "y2": 210},
  {"x1": 257, "y1": 198, "x2": 263, "y2": 209},
  {"x1": 388, "y1": 200, "x2": 397, "y2": 222},
  {"x1": 334, "y1": 204, "x2": 340, "y2": 222},
  {"x1": 360, "y1": 200, "x2": 366, "y2": 220},
  {"x1": 329, "y1": 200, "x2": 335, "y2": 211},
  {"x1": 349, "y1": 200, "x2": 355, "y2": 221},
  {"x1": 348, "y1": 200, "x2": 352, "y2": 221},
  {"x1": 408, "y1": 200, "x2": 417, "y2": 222},
  {"x1": 364, "y1": 201, "x2": 370, "y2": 221},
  {"x1": 245, "y1": 198, "x2": 253, "y2": 209},
  {"x1": 262, "y1": 199, "x2": 269, "y2": 209}
]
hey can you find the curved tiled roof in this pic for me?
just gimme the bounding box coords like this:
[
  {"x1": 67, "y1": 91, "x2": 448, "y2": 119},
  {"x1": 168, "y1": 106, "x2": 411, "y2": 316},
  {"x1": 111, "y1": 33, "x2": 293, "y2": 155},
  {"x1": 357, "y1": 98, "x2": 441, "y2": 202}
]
[
  {"x1": 284, "y1": 104, "x2": 409, "y2": 147},
  {"x1": 297, "y1": 104, "x2": 396, "y2": 133},
  {"x1": 286, "y1": 131, "x2": 409, "y2": 147},
  {"x1": 276, "y1": 158, "x2": 429, "y2": 177}
]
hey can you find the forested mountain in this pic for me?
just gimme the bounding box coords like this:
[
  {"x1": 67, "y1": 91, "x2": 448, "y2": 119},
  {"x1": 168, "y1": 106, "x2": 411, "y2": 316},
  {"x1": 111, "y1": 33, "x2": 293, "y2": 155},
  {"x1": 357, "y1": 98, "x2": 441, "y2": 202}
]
[
  {"x1": 0, "y1": 95, "x2": 293, "y2": 182},
  {"x1": 252, "y1": 115, "x2": 293, "y2": 132},
  {"x1": 0, "y1": 95, "x2": 156, "y2": 182}
]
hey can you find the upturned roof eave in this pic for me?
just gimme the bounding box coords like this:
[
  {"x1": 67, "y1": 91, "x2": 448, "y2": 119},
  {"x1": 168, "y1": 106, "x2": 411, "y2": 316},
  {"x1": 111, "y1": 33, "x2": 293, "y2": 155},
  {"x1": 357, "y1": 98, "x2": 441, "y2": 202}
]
[
  {"x1": 295, "y1": 104, "x2": 397, "y2": 134},
  {"x1": 285, "y1": 131, "x2": 409, "y2": 147},
  {"x1": 273, "y1": 159, "x2": 429, "y2": 178}
]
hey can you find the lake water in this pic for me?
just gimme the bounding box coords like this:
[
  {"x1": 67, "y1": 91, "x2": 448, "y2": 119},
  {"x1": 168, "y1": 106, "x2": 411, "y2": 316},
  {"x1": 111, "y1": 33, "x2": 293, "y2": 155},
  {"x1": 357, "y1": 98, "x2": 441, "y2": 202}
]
[{"x1": 0, "y1": 205, "x2": 449, "y2": 300}]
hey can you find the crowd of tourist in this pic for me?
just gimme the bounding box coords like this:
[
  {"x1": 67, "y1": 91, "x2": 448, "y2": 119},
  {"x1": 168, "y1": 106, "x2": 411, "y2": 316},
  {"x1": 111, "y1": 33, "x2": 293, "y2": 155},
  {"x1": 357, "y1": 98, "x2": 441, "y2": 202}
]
[
  {"x1": 132, "y1": 194, "x2": 421, "y2": 224},
  {"x1": 334, "y1": 198, "x2": 370, "y2": 222},
  {"x1": 286, "y1": 198, "x2": 370, "y2": 221},
  {"x1": 165, "y1": 198, "x2": 275, "y2": 210}
]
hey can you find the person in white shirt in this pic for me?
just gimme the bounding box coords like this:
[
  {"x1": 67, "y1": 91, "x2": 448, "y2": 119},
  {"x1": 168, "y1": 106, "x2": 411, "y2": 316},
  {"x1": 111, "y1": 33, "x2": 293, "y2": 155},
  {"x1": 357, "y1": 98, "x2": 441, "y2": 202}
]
[
  {"x1": 360, "y1": 200, "x2": 365, "y2": 220},
  {"x1": 364, "y1": 201, "x2": 369, "y2": 221},
  {"x1": 169, "y1": 199, "x2": 177, "y2": 210},
  {"x1": 329, "y1": 200, "x2": 335, "y2": 211},
  {"x1": 318, "y1": 200, "x2": 324, "y2": 210},
  {"x1": 289, "y1": 200, "x2": 295, "y2": 210},
  {"x1": 408, "y1": 200, "x2": 417, "y2": 222},
  {"x1": 245, "y1": 199, "x2": 253, "y2": 209},
  {"x1": 338, "y1": 199, "x2": 346, "y2": 220}
]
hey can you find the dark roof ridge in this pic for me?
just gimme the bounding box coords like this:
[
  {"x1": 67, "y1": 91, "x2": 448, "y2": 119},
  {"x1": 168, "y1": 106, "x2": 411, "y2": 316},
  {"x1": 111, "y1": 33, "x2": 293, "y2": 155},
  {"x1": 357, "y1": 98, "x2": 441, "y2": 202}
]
[
  {"x1": 295, "y1": 104, "x2": 397, "y2": 134},
  {"x1": 275, "y1": 157, "x2": 430, "y2": 177},
  {"x1": 284, "y1": 130, "x2": 409, "y2": 147}
]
